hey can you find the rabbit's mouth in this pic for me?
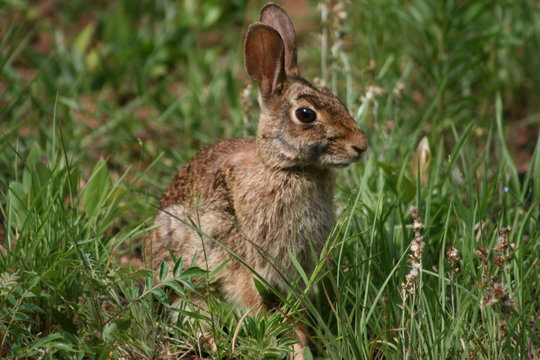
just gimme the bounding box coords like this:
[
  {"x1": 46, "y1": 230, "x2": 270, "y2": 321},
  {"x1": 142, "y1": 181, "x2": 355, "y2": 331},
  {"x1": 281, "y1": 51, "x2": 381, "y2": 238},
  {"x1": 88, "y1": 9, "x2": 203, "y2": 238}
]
[
  {"x1": 331, "y1": 163, "x2": 351, "y2": 168},
  {"x1": 319, "y1": 151, "x2": 364, "y2": 167},
  {"x1": 334, "y1": 161, "x2": 358, "y2": 168},
  {"x1": 322, "y1": 157, "x2": 361, "y2": 168}
]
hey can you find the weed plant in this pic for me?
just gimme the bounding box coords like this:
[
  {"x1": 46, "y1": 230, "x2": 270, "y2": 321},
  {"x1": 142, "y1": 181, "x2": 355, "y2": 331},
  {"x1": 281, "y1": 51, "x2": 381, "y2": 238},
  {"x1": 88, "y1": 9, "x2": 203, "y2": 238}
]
[{"x1": 1, "y1": 1, "x2": 539, "y2": 359}]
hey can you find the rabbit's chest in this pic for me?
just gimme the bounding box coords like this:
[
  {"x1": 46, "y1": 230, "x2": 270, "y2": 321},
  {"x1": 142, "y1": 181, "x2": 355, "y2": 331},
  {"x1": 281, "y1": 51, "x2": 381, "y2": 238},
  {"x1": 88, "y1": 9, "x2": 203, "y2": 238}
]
[
  {"x1": 241, "y1": 183, "x2": 335, "y2": 289},
  {"x1": 233, "y1": 170, "x2": 335, "y2": 261},
  {"x1": 282, "y1": 192, "x2": 335, "y2": 245}
]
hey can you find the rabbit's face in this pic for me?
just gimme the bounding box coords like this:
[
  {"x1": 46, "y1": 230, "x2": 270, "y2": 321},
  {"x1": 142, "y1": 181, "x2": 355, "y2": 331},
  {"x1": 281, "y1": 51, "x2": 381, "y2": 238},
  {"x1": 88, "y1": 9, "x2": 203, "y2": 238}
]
[
  {"x1": 245, "y1": 7, "x2": 367, "y2": 170},
  {"x1": 257, "y1": 78, "x2": 367, "y2": 169}
]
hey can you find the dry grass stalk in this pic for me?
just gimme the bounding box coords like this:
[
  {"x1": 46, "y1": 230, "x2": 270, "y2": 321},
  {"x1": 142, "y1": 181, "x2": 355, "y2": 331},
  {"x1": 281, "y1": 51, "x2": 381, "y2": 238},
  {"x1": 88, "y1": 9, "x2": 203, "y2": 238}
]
[
  {"x1": 401, "y1": 207, "x2": 425, "y2": 298},
  {"x1": 477, "y1": 227, "x2": 516, "y2": 310}
]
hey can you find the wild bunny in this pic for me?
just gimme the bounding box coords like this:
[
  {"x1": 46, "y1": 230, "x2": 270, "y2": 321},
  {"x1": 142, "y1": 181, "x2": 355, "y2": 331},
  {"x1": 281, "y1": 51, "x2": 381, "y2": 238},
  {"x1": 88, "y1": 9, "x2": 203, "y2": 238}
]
[{"x1": 145, "y1": 3, "x2": 367, "y2": 358}]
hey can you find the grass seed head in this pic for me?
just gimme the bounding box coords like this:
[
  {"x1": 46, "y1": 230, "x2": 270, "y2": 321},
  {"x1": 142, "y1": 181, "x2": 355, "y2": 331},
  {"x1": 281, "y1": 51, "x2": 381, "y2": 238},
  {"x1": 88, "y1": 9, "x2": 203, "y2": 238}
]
[
  {"x1": 493, "y1": 255, "x2": 506, "y2": 268},
  {"x1": 480, "y1": 282, "x2": 506, "y2": 308},
  {"x1": 313, "y1": 77, "x2": 326, "y2": 88},
  {"x1": 480, "y1": 280, "x2": 516, "y2": 310},
  {"x1": 494, "y1": 226, "x2": 514, "y2": 252},
  {"x1": 402, "y1": 207, "x2": 426, "y2": 297},
  {"x1": 446, "y1": 246, "x2": 460, "y2": 284},
  {"x1": 503, "y1": 296, "x2": 516, "y2": 309},
  {"x1": 491, "y1": 282, "x2": 507, "y2": 299},
  {"x1": 393, "y1": 82, "x2": 405, "y2": 96},
  {"x1": 481, "y1": 293, "x2": 498, "y2": 308},
  {"x1": 475, "y1": 247, "x2": 489, "y2": 263},
  {"x1": 446, "y1": 246, "x2": 460, "y2": 263}
]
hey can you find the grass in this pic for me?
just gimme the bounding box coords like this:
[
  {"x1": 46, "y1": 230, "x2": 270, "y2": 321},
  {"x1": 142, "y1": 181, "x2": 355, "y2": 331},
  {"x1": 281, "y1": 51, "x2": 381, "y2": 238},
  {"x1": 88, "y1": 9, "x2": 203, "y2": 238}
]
[{"x1": 1, "y1": 0, "x2": 539, "y2": 359}]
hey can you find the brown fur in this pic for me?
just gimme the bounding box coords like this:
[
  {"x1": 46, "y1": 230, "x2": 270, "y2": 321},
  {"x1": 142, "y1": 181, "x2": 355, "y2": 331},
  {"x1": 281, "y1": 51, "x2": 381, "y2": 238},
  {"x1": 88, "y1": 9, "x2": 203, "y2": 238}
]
[{"x1": 144, "y1": 3, "x2": 366, "y2": 359}]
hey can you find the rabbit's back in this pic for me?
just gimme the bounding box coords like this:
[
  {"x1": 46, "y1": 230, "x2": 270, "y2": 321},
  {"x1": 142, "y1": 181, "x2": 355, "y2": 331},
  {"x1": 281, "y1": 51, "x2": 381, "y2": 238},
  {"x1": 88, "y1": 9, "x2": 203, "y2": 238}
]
[{"x1": 160, "y1": 138, "x2": 256, "y2": 209}]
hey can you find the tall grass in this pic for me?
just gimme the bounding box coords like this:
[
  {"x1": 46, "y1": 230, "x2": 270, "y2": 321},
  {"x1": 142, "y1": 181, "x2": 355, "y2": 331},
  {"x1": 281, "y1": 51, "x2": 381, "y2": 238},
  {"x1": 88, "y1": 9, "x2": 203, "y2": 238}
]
[{"x1": 1, "y1": 0, "x2": 539, "y2": 359}]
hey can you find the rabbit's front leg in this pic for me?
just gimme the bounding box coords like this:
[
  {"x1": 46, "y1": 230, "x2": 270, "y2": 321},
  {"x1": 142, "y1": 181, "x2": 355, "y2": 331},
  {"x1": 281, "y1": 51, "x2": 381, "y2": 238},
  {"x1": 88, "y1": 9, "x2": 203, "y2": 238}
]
[
  {"x1": 225, "y1": 270, "x2": 308, "y2": 360},
  {"x1": 293, "y1": 322, "x2": 309, "y2": 360}
]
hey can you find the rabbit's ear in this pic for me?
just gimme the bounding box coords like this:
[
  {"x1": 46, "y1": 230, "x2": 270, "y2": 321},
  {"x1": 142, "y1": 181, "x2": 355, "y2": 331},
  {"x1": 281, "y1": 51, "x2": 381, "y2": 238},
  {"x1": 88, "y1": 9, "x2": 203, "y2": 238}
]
[
  {"x1": 245, "y1": 23, "x2": 285, "y2": 97},
  {"x1": 260, "y1": 3, "x2": 299, "y2": 78}
]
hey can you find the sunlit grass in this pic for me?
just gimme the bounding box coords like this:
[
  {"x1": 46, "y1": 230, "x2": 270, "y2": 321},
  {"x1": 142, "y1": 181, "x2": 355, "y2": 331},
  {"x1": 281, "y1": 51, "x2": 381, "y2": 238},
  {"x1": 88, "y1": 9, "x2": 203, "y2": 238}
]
[{"x1": 1, "y1": 1, "x2": 539, "y2": 359}]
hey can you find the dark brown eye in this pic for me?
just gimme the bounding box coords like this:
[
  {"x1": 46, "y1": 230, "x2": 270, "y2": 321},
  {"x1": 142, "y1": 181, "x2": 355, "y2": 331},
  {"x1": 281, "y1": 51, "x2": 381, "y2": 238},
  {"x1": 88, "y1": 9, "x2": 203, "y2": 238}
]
[{"x1": 295, "y1": 107, "x2": 317, "y2": 123}]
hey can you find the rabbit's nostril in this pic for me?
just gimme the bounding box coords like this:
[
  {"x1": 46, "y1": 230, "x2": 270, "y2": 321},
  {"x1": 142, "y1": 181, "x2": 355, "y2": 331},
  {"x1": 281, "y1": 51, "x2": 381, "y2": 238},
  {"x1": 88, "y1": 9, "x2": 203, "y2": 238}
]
[{"x1": 351, "y1": 145, "x2": 366, "y2": 155}]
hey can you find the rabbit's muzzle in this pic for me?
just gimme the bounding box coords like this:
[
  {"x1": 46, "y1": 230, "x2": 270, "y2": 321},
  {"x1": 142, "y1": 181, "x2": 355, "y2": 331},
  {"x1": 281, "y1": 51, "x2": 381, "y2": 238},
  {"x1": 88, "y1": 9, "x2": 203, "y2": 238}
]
[{"x1": 322, "y1": 128, "x2": 367, "y2": 167}]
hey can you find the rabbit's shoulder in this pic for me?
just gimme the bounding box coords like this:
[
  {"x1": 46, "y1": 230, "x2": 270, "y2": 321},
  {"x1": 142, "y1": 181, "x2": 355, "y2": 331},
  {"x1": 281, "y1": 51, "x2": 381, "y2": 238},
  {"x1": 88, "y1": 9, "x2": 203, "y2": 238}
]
[{"x1": 160, "y1": 138, "x2": 257, "y2": 209}]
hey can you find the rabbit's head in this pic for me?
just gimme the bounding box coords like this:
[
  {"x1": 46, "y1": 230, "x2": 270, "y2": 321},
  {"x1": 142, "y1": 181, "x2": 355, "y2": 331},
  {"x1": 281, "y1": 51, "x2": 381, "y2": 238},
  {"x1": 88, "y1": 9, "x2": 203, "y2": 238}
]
[{"x1": 245, "y1": 3, "x2": 367, "y2": 170}]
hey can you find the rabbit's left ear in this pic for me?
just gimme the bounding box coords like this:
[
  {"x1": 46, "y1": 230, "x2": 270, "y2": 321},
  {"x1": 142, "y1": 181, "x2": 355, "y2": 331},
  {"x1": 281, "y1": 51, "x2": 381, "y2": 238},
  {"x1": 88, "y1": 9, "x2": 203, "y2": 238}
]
[
  {"x1": 245, "y1": 22, "x2": 285, "y2": 97},
  {"x1": 260, "y1": 3, "x2": 299, "y2": 78}
]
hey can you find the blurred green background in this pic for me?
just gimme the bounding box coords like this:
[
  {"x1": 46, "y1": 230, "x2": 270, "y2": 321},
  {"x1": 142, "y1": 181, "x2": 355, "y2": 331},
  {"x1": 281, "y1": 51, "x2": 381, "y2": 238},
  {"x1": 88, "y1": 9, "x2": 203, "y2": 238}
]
[{"x1": 2, "y1": 0, "x2": 538, "y2": 189}]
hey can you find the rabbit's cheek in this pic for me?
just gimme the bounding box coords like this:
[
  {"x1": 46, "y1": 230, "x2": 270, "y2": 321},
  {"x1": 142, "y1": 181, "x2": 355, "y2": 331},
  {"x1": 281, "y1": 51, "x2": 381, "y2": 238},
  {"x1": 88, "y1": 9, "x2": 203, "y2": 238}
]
[{"x1": 301, "y1": 142, "x2": 328, "y2": 162}]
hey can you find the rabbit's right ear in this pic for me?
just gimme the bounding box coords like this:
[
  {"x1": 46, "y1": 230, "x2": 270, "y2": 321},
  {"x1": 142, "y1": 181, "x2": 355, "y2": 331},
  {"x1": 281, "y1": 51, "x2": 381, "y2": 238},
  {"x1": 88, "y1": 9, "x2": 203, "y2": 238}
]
[{"x1": 245, "y1": 23, "x2": 285, "y2": 97}]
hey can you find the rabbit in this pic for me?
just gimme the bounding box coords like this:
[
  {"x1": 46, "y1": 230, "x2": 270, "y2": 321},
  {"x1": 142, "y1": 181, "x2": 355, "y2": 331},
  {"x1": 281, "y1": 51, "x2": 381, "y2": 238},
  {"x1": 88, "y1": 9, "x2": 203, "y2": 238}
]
[{"x1": 144, "y1": 2, "x2": 367, "y2": 359}]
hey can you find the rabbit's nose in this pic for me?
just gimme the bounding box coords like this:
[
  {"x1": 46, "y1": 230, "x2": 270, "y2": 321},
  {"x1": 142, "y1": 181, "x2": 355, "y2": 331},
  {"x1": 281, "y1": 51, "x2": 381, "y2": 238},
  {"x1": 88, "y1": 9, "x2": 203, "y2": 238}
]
[
  {"x1": 351, "y1": 145, "x2": 365, "y2": 155},
  {"x1": 350, "y1": 132, "x2": 368, "y2": 155}
]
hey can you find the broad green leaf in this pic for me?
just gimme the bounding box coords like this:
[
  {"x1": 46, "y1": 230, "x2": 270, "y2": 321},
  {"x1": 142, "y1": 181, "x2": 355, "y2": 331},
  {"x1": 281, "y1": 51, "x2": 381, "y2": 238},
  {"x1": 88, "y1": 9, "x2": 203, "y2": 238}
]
[
  {"x1": 151, "y1": 288, "x2": 169, "y2": 305},
  {"x1": 181, "y1": 266, "x2": 208, "y2": 279},
  {"x1": 173, "y1": 257, "x2": 184, "y2": 278},
  {"x1": 164, "y1": 280, "x2": 184, "y2": 295},
  {"x1": 159, "y1": 261, "x2": 169, "y2": 281}
]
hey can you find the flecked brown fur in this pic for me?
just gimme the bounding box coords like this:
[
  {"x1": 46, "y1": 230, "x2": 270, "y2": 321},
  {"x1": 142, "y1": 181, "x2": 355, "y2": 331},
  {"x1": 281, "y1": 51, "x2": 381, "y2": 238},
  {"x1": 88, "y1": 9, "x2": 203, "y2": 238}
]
[{"x1": 144, "y1": 3, "x2": 367, "y2": 359}]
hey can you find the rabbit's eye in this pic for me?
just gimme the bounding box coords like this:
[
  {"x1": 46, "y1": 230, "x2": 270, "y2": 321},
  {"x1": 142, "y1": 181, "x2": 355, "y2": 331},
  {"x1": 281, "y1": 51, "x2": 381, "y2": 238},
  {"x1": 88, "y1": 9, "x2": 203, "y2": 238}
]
[{"x1": 295, "y1": 107, "x2": 317, "y2": 123}]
